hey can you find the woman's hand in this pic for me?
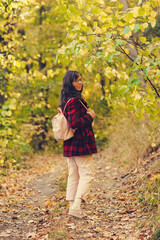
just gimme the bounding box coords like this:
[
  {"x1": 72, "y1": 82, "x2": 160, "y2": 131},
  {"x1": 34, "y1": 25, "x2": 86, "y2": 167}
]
[{"x1": 87, "y1": 109, "x2": 96, "y2": 119}]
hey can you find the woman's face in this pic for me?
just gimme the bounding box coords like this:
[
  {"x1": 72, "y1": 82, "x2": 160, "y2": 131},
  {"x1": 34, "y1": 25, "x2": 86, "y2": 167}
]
[{"x1": 72, "y1": 74, "x2": 83, "y2": 91}]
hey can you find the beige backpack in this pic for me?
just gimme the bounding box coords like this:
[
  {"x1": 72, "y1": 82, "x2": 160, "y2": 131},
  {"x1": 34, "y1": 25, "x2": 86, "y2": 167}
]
[{"x1": 52, "y1": 98, "x2": 75, "y2": 141}]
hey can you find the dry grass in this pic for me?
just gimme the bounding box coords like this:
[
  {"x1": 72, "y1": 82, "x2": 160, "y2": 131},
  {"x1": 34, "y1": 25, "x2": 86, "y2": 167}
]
[{"x1": 105, "y1": 110, "x2": 160, "y2": 170}]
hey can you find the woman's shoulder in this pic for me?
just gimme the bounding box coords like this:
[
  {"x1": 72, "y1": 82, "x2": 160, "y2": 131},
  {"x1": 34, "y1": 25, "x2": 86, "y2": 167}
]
[{"x1": 66, "y1": 97, "x2": 87, "y2": 109}]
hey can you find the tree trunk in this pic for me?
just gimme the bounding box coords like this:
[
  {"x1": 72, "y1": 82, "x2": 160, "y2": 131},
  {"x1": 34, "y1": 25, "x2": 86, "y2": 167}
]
[{"x1": 121, "y1": 0, "x2": 146, "y2": 88}]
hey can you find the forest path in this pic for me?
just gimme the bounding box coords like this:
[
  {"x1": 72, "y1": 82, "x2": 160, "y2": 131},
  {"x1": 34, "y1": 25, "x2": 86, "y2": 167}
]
[{"x1": 0, "y1": 149, "x2": 159, "y2": 240}]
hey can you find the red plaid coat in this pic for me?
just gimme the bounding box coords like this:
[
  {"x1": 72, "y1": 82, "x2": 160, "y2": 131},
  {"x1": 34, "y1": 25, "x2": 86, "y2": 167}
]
[{"x1": 63, "y1": 98, "x2": 97, "y2": 157}]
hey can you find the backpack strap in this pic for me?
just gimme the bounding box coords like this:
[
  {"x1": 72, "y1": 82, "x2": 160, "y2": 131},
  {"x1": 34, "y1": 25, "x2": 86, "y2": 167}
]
[
  {"x1": 78, "y1": 99, "x2": 88, "y2": 110},
  {"x1": 63, "y1": 98, "x2": 74, "y2": 114}
]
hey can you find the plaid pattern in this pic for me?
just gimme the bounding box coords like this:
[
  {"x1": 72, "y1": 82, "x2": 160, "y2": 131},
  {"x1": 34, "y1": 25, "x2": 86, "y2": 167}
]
[{"x1": 63, "y1": 98, "x2": 97, "y2": 157}]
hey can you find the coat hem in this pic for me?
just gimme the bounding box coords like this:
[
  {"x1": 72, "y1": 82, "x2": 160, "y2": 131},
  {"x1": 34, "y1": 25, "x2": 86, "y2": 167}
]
[{"x1": 63, "y1": 150, "x2": 97, "y2": 157}]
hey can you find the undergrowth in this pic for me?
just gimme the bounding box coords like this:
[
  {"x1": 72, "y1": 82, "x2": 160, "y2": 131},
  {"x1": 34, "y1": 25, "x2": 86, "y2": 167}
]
[
  {"x1": 105, "y1": 109, "x2": 160, "y2": 170},
  {"x1": 105, "y1": 107, "x2": 160, "y2": 230}
]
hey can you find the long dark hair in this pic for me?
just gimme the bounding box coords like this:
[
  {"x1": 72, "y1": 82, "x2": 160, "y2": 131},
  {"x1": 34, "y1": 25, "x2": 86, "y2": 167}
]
[{"x1": 60, "y1": 70, "x2": 83, "y2": 108}]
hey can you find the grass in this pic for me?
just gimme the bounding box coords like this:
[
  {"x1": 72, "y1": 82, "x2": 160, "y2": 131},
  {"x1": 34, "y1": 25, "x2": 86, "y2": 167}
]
[
  {"x1": 48, "y1": 229, "x2": 67, "y2": 240},
  {"x1": 105, "y1": 111, "x2": 160, "y2": 171},
  {"x1": 104, "y1": 109, "x2": 160, "y2": 231}
]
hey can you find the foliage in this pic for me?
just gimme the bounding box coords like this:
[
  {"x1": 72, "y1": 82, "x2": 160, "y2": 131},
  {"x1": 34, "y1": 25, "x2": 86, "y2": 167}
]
[
  {"x1": 55, "y1": 0, "x2": 160, "y2": 152},
  {"x1": 0, "y1": 0, "x2": 160, "y2": 170},
  {"x1": 0, "y1": 1, "x2": 31, "y2": 172},
  {"x1": 56, "y1": 0, "x2": 160, "y2": 117},
  {"x1": 136, "y1": 173, "x2": 160, "y2": 208},
  {"x1": 0, "y1": 0, "x2": 67, "y2": 166},
  {"x1": 151, "y1": 228, "x2": 160, "y2": 240},
  {"x1": 0, "y1": 97, "x2": 29, "y2": 172}
]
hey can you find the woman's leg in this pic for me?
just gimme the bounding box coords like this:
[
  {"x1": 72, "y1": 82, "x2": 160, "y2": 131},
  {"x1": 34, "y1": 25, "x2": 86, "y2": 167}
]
[
  {"x1": 66, "y1": 157, "x2": 79, "y2": 203},
  {"x1": 71, "y1": 155, "x2": 94, "y2": 210}
]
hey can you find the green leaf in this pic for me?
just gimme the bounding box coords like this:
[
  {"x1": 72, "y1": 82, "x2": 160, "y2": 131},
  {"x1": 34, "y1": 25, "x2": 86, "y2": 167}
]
[
  {"x1": 114, "y1": 51, "x2": 121, "y2": 56},
  {"x1": 1, "y1": 110, "x2": 7, "y2": 116},
  {"x1": 2, "y1": 105, "x2": 9, "y2": 110},
  {"x1": 66, "y1": 33, "x2": 70, "y2": 38},
  {"x1": 107, "y1": 51, "x2": 120, "y2": 62},
  {"x1": 134, "y1": 24, "x2": 140, "y2": 33},
  {"x1": 128, "y1": 77, "x2": 134, "y2": 84},
  {"x1": 124, "y1": 88, "x2": 129, "y2": 93},
  {"x1": 124, "y1": 26, "x2": 130, "y2": 35},
  {"x1": 154, "y1": 60, "x2": 160, "y2": 67},
  {"x1": 54, "y1": 55, "x2": 59, "y2": 64},
  {"x1": 145, "y1": 66, "x2": 151, "y2": 75},
  {"x1": 131, "y1": 79, "x2": 140, "y2": 86},
  {"x1": 66, "y1": 49, "x2": 70, "y2": 55},
  {"x1": 132, "y1": 65, "x2": 139, "y2": 71},
  {"x1": 114, "y1": 39, "x2": 126, "y2": 47},
  {"x1": 106, "y1": 33, "x2": 112, "y2": 38},
  {"x1": 134, "y1": 56, "x2": 141, "y2": 63},
  {"x1": 87, "y1": 56, "x2": 93, "y2": 64},
  {"x1": 96, "y1": 52, "x2": 105, "y2": 59}
]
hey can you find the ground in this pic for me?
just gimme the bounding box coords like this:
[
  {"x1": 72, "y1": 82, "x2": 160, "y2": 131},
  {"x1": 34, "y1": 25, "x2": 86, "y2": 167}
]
[{"x1": 0, "y1": 148, "x2": 159, "y2": 240}]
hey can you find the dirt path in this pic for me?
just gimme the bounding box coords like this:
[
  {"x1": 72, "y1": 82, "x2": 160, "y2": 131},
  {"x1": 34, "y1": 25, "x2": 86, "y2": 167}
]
[{"x1": 0, "y1": 150, "x2": 159, "y2": 240}]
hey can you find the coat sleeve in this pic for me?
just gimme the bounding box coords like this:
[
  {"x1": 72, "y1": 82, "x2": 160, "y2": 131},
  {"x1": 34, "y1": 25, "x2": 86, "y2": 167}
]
[{"x1": 66, "y1": 99, "x2": 93, "y2": 129}]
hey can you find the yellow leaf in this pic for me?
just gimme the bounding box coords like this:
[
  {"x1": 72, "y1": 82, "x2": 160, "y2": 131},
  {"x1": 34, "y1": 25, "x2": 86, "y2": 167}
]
[
  {"x1": 26, "y1": 138, "x2": 32, "y2": 143},
  {"x1": 47, "y1": 69, "x2": 54, "y2": 78},
  {"x1": 0, "y1": 159, "x2": 4, "y2": 166},
  {"x1": 130, "y1": 24, "x2": 135, "y2": 31},
  {"x1": 121, "y1": 102, "x2": 126, "y2": 108},
  {"x1": 143, "y1": 23, "x2": 148, "y2": 29},
  {"x1": 57, "y1": 211, "x2": 62, "y2": 215},
  {"x1": 138, "y1": 7, "x2": 145, "y2": 16},
  {"x1": 150, "y1": 11, "x2": 157, "y2": 17},
  {"x1": 118, "y1": 21, "x2": 125, "y2": 26},
  {"x1": 134, "y1": 93, "x2": 141, "y2": 100},
  {"x1": 11, "y1": 120, "x2": 16, "y2": 124},
  {"x1": 140, "y1": 23, "x2": 148, "y2": 32},
  {"x1": 118, "y1": 3, "x2": 123, "y2": 8},
  {"x1": 2, "y1": 209, "x2": 10, "y2": 213},
  {"x1": 149, "y1": 17, "x2": 156, "y2": 28},
  {"x1": 125, "y1": 12, "x2": 134, "y2": 22},
  {"x1": 125, "y1": 31, "x2": 132, "y2": 38},
  {"x1": 6, "y1": 110, "x2": 12, "y2": 116},
  {"x1": 96, "y1": 73, "x2": 101, "y2": 81},
  {"x1": 139, "y1": 37, "x2": 146, "y2": 43},
  {"x1": 106, "y1": 7, "x2": 112, "y2": 14},
  {"x1": 95, "y1": 227, "x2": 103, "y2": 232},
  {"x1": 132, "y1": 6, "x2": 140, "y2": 18},
  {"x1": 153, "y1": 174, "x2": 160, "y2": 180},
  {"x1": 89, "y1": 195, "x2": 94, "y2": 198},
  {"x1": 151, "y1": 142, "x2": 156, "y2": 148},
  {"x1": 8, "y1": 128, "x2": 12, "y2": 135},
  {"x1": 45, "y1": 200, "x2": 51, "y2": 207},
  {"x1": 9, "y1": 104, "x2": 16, "y2": 110}
]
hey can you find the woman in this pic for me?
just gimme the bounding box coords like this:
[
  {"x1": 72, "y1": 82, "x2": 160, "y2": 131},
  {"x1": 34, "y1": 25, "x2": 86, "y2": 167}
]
[{"x1": 60, "y1": 70, "x2": 97, "y2": 218}]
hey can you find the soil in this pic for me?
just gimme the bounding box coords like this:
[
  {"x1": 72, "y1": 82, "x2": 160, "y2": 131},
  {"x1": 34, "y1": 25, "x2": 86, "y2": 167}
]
[{"x1": 0, "y1": 148, "x2": 159, "y2": 240}]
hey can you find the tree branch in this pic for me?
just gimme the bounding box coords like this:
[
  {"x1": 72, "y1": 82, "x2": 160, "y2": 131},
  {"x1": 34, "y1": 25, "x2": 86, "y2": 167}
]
[{"x1": 119, "y1": 45, "x2": 160, "y2": 98}]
